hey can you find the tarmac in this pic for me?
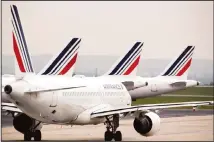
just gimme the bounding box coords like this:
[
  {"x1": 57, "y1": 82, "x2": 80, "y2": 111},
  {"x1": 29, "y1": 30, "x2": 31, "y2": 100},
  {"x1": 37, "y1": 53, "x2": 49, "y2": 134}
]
[{"x1": 2, "y1": 109, "x2": 214, "y2": 141}]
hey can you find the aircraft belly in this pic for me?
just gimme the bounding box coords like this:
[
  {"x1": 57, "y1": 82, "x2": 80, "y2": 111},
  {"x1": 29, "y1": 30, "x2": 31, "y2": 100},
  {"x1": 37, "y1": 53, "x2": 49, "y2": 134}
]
[
  {"x1": 129, "y1": 85, "x2": 161, "y2": 99},
  {"x1": 50, "y1": 103, "x2": 85, "y2": 123}
]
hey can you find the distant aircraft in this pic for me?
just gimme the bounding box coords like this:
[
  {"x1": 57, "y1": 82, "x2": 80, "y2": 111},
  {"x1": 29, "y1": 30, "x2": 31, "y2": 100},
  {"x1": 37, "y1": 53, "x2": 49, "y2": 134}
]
[{"x1": 129, "y1": 45, "x2": 198, "y2": 99}]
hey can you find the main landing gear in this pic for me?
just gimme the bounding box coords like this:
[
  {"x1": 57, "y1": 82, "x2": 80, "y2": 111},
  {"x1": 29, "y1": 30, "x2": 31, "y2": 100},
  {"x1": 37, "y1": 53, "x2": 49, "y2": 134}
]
[
  {"x1": 104, "y1": 114, "x2": 122, "y2": 141},
  {"x1": 24, "y1": 121, "x2": 42, "y2": 141}
]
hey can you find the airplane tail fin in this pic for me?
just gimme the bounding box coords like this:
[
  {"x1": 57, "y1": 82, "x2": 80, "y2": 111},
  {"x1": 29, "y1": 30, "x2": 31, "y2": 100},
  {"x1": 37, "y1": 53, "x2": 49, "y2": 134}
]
[
  {"x1": 11, "y1": 5, "x2": 35, "y2": 76},
  {"x1": 159, "y1": 46, "x2": 195, "y2": 79},
  {"x1": 104, "y1": 42, "x2": 144, "y2": 76},
  {"x1": 37, "y1": 38, "x2": 81, "y2": 76}
]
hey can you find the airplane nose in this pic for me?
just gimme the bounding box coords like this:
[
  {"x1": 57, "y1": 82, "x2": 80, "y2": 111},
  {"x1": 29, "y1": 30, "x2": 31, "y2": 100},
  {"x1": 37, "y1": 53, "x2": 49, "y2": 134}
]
[{"x1": 4, "y1": 85, "x2": 13, "y2": 95}]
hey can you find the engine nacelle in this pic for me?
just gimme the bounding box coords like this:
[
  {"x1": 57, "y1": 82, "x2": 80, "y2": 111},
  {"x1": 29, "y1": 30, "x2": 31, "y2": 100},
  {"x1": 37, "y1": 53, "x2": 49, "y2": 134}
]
[
  {"x1": 133, "y1": 111, "x2": 160, "y2": 136},
  {"x1": 13, "y1": 113, "x2": 42, "y2": 134}
]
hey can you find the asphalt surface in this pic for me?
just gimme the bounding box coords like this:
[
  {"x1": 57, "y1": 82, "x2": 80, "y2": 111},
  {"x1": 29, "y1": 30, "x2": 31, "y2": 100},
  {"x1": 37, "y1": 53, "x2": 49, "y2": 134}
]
[
  {"x1": 2, "y1": 109, "x2": 213, "y2": 128},
  {"x1": 2, "y1": 114, "x2": 213, "y2": 141}
]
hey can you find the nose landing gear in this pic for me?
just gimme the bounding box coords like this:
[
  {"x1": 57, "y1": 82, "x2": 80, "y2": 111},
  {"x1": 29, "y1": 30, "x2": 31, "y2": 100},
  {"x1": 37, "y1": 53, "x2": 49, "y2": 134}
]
[{"x1": 104, "y1": 114, "x2": 122, "y2": 141}]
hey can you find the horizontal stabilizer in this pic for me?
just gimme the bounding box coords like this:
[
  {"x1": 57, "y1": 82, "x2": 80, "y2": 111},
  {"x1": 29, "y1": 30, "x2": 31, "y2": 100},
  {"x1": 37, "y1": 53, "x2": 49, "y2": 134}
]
[
  {"x1": 122, "y1": 81, "x2": 148, "y2": 91},
  {"x1": 2, "y1": 106, "x2": 22, "y2": 113},
  {"x1": 2, "y1": 102, "x2": 17, "y2": 107}
]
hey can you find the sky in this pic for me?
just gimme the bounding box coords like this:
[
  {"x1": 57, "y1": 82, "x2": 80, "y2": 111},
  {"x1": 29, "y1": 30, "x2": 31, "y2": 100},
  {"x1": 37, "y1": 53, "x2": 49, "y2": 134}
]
[{"x1": 2, "y1": 1, "x2": 213, "y2": 60}]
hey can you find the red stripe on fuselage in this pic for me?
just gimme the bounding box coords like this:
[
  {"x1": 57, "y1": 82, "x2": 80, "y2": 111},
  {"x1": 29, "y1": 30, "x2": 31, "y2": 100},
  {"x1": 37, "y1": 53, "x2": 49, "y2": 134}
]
[
  {"x1": 12, "y1": 32, "x2": 25, "y2": 72},
  {"x1": 176, "y1": 58, "x2": 192, "y2": 76},
  {"x1": 123, "y1": 56, "x2": 140, "y2": 75},
  {"x1": 59, "y1": 53, "x2": 78, "y2": 75}
]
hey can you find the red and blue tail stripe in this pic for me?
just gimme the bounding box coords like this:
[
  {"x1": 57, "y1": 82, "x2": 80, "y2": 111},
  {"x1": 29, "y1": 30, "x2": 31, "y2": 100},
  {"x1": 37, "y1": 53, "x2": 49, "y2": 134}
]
[
  {"x1": 11, "y1": 5, "x2": 34, "y2": 73},
  {"x1": 161, "y1": 46, "x2": 195, "y2": 76},
  {"x1": 108, "y1": 42, "x2": 143, "y2": 75}
]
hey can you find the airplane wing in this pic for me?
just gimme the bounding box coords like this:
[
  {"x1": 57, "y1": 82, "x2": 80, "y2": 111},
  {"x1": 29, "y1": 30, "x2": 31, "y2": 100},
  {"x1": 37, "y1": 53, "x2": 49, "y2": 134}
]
[
  {"x1": 91, "y1": 101, "x2": 213, "y2": 118},
  {"x1": 2, "y1": 106, "x2": 22, "y2": 113}
]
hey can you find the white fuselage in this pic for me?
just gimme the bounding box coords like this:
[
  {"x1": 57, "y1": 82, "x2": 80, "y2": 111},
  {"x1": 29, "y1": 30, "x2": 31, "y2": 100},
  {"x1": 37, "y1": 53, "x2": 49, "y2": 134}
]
[
  {"x1": 98, "y1": 75, "x2": 198, "y2": 99},
  {"x1": 6, "y1": 75, "x2": 132, "y2": 125}
]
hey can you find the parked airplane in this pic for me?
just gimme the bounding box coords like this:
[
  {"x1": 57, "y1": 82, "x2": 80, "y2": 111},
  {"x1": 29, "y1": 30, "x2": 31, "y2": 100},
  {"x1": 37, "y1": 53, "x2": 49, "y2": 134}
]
[
  {"x1": 2, "y1": 74, "x2": 213, "y2": 141},
  {"x1": 130, "y1": 45, "x2": 199, "y2": 99}
]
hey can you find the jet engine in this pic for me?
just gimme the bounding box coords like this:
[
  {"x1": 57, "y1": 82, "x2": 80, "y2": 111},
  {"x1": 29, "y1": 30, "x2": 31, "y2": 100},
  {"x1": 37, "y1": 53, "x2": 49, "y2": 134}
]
[
  {"x1": 133, "y1": 111, "x2": 160, "y2": 136},
  {"x1": 13, "y1": 113, "x2": 42, "y2": 134}
]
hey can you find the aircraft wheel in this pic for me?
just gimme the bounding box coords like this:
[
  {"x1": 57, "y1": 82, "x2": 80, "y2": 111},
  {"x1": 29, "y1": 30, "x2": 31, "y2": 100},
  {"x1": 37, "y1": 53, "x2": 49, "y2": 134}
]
[
  {"x1": 105, "y1": 131, "x2": 113, "y2": 141},
  {"x1": 24, "y1": 131, "x2": 32, "y2": 141},
  {"x1": 34, "y1": 130, "x2": 42, "y2": 141},
  {"x1": 114, "y1": 131, "x2": 122, "y2": 141}
]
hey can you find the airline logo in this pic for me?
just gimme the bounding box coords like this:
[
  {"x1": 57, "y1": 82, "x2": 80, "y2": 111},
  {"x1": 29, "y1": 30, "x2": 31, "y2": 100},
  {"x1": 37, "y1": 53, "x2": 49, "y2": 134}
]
[
  {"x1": 109, "y1": 42, "x2": 143, "y2": 75},
  {"x1": 103, "y1": 84, "x2": 124, "y2": 90},
  {"x1": 40, "y1": 38, "x2": 81, "y2": 75},
  {"x1": 11, "y1": 5, "x2": 34, "y2": 73},
  {"x1": 162, "y1": 46, "x2": 195, "y2": 76}
]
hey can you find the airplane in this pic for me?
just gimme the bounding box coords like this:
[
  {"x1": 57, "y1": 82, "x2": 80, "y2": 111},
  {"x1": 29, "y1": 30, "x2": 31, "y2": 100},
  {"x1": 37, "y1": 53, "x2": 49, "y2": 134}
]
[
  {"x1": 2, "y1": 74, "x2": 213, "y2": 141},
  {"x1": 128, "y1": 45, "x2": 199, "y2": 100}
]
